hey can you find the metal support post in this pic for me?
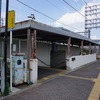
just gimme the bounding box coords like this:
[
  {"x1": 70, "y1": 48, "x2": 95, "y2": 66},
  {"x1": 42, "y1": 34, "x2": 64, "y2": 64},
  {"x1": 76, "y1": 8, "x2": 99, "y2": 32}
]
[
  {"x1": 99, "y1": 46, "x2": 100, "y2": 54},
  {"x1": 67, "y1": 37, "x2": 71, "y2": 57},
  {"x1": 18, "y1": 40, "x2": 21, "y2": 53},
  {"x1": 81, "y1": 40, "x2": 84, "y2": 55},
  {"x1": 94, "y1": 45, "x2": 96, "y2": 53},
  {"x1": 89, "y1": 43, "x2": 91, "y2": 54},
  {"x1": 31, "y1": 33, "x2": 33, "y2": 58},
  {"x1": 4, "y1": 0, "x2": 9, "y2": 87},
  {"x1": 10, "y1": 29, "x2": 12, "y2": 92},
  {"x1": 32, "y1": 30, "x2": 37, "y2": 59},
  {"x1": 27, "y1": 29, "x2": 31, "y2": 84}
]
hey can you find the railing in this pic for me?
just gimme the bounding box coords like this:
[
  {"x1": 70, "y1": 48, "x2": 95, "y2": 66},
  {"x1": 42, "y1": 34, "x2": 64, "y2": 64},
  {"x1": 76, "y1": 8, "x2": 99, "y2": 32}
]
[{"x1": 36, "y1": 57, "x2": 50, "y2": 67}]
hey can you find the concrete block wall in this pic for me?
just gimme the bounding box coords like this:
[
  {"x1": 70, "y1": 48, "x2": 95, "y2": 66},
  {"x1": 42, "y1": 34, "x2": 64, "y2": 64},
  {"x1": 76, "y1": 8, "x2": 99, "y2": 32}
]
[{"x1": 67, "y1": 54, "x2": 96, "y2": 70}]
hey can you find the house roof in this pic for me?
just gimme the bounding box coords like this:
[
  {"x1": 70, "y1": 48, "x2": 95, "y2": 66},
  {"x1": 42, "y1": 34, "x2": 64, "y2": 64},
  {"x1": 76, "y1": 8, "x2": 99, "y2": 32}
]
[{"x1": 0, "y1": 20, "x2": 99, "y2": 46}]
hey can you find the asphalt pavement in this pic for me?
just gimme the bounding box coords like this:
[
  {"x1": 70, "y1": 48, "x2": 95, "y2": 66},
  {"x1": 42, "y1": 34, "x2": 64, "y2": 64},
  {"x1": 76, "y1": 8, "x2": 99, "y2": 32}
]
[{"x1": 1, "y1": 60, "x2": 100, "y2": 100}]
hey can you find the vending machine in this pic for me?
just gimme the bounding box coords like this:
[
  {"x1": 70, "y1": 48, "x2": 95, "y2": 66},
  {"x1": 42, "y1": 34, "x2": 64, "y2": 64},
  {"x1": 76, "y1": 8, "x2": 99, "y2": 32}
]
[{"x1": 12, "y1": 54, "x2": 24, "y2": 85}]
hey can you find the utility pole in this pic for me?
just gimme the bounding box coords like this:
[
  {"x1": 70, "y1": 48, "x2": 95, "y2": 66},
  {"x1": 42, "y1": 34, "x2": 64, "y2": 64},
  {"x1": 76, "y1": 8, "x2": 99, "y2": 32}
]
[
  {"x1": 88, "y1": 29, "x2": 91, "y2": 39},
  {"x1": 4, "y1": 0, "x2": 9, "y2": 95},
  {"x1": 85, "y1": 3, "x2": 100, "y2": 38}
]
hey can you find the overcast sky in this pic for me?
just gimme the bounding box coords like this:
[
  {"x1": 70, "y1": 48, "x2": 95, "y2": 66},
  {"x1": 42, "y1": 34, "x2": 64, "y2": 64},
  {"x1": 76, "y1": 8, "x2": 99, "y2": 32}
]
[{"x1": 1, "y1": 0, "x2": 100, "y2": 39}]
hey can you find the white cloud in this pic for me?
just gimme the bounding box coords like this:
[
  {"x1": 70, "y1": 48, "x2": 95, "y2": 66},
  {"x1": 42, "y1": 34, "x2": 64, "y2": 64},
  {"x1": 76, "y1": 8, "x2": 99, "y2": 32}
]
[
  {"x1": 53, "y1": 5, "x2": 85, "y2": 32},
  {"x1": 91, "y1": 36, "x2": 100, "y2": 39},
  {"x1": 92, "y1": 0, "x2": 100, "y2": 3},
  {"x1": 53, "y1": 0, "x2": 100, "y2": 33}
]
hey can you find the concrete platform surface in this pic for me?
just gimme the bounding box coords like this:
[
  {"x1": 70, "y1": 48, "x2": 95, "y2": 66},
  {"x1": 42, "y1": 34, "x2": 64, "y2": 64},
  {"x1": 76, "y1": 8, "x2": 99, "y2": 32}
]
[
  {"x1": 67, "y1": 60, "x2": 100, "y2": 78},
  {"x1": 1, "y1": 60, "x2": 100, "y2": 100},
  {"x1": 38, "y1": 67, "x2": 62, "y2": 79}
]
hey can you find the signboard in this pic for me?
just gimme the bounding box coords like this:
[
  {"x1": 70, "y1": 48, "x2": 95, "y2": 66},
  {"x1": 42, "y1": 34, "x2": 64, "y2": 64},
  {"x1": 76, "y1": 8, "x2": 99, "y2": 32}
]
[{"x1": 8, "y1": 10, "x2": 15, "y2": 28}]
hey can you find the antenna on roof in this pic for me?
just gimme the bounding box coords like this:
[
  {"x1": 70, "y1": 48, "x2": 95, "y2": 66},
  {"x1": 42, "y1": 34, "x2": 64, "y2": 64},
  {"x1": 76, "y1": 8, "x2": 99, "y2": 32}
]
[{"x1": 28, "y1": 14, "x2": 35, "y2": 20}]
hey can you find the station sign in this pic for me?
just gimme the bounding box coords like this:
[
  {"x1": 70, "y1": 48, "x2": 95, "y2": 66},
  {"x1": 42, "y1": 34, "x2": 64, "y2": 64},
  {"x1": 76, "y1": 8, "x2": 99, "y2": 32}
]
[{"x1": 8, "y1": 10, "x2": 15, "y2": 28}]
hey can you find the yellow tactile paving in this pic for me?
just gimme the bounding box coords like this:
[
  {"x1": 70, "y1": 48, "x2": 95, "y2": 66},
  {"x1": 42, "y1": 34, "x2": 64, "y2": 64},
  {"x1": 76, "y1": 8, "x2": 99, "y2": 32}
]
[
  {"x1": 64, "y1": 75, "x2": 95, "y2": 82},
  {"x1": 64, "y1": 74, "x2": 100, "y2": 100},
  {"x1": 39, "y1": 67, "x2": 65, "y2": 71},
  {"x1": 38, "y1": 68, "x2": 100, "y2": 100},
  {"x1": 38, "y1": 70, "x2": 67, "y2": 83},
  {"x1": 88, "y1": 74, "x2": 100, "y2": 100}
]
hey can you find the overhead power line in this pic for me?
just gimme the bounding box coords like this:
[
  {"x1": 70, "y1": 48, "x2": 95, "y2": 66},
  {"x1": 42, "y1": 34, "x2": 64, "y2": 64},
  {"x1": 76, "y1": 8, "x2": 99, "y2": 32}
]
[
  {"x1": 46, "y1": 0, "x2": 66, "y2": 14},
  {"x1": 16, "y1": 0, "x2": 82, "y2": 31},
  {"x1": 62, "y1": 0, "x2": 94, "y2": 31},
  {"x1": 62, "y1": 0, "x2": 86, "y2": 18},
  {"x1": 82, "y1": 0, "x2": 88, "y2": 5}
]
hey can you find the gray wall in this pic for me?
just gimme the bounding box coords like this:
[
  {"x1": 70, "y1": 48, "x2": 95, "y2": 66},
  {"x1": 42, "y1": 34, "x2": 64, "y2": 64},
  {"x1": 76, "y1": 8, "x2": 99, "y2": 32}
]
[
  {"x1": 0, "y1": 38, "x2": 82, "y2": 67},
  {"x1": 51, "y1": 50, "x2": 66, "y2": 68},
  {"x1": 37, "y1": 42, "x2": 51, "y2": 67},
  {"x1": 57, "y1": 44, "x2": 80, "y2": 57}
]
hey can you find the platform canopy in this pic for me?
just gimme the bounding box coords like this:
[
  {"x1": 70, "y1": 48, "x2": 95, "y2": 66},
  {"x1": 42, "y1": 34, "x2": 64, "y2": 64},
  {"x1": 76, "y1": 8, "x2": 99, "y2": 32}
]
[{"x1": 0, "y1": 20, "x2": 100, "y2": 46}]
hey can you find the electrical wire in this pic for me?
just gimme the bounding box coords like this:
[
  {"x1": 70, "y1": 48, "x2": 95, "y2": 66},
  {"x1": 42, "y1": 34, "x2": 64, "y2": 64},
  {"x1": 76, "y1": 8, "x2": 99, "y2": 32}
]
[
  {"x1": 62, "y1": 0, "x2": 86, "y2": 18},
  {"x1": 62, "y1": 0, "x2": 95, "y2": 29},
  {"x1": 73, "y1": 0, "x2": 83, "y2": 9},
  {"x1": 58, "y1": 0, "x2": 71, "y2": 11},
  {"x1": 46, "y1": 0, "x2": 82, "y2": 17},
  {"x1": 82, "y1": 0, "x2": 88, "y2": 5},
  {"x1": 10, "y1": 4, "x2": 31, "y2": 15},
  {"x1": 2, "y1": 0, "x2": 29, "y2": 23},
  {"x1": 16, "y1": 0, "x2": 82, "y2": 31},
  {"x1": 45, "y1": 0, "x2": 66, "y2": 14}
]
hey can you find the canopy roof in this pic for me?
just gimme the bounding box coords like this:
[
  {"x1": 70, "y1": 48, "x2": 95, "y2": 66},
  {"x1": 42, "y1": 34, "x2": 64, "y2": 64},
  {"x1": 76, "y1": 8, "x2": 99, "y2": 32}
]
[{"x1": 0, "y1": 20, "x2": 99, "y2": 46}]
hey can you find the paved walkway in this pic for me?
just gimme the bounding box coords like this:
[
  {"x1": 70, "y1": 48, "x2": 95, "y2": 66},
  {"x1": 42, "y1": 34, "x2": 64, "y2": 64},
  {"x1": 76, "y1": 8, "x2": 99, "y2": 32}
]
[
  {"x1": 38, "y1": 67, "x2": 63, "y2": 79},
  {"x1": 2, "y1": 60, "x2": 100, "y2": 100}
]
